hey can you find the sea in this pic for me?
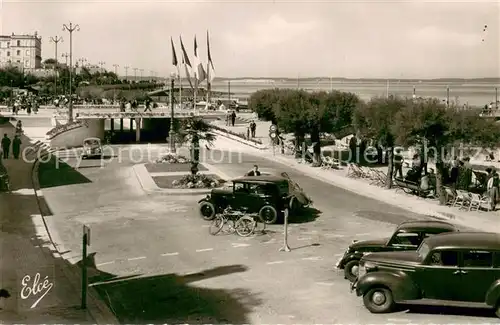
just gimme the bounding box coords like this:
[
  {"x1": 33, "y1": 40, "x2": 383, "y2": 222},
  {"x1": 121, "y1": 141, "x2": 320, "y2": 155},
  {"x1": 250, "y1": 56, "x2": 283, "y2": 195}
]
[{"x1": 209, "y1": 79, "x2": 500, "y2": 107}]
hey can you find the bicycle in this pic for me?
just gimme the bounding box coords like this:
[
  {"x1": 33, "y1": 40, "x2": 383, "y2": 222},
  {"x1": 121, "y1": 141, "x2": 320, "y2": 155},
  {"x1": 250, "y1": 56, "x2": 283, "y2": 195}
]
[{"x1": 209, "y1": 206, "x2": 257, "y2": 237}]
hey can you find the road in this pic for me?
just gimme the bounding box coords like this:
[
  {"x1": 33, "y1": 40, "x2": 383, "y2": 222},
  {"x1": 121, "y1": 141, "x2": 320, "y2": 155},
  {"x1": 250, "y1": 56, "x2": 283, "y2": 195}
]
[{"x1": 37, "y1": 138, "x2": 495, "y2": 324}]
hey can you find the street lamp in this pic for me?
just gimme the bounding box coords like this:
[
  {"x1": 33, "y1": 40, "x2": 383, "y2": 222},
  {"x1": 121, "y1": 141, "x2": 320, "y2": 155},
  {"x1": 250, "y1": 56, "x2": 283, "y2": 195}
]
[
  {"x1": 98, "y1": 61, "x2": 105, "y2": 73},
  {"x1": 49, "y1": 36, "x2": 63, "y2": 96},
  {"x1": 169, "y1": 72, "x2": 176, "y2": 153},
  {"x1": 124, "y1": 66, "x2": 129, "y2": 80},
  {"x1": 62, "y1": 22, "x2": 80, "y2": 123},
  {"x1": 139, "y1": 68, "x2": 144, "y2": 80},
  {"x1": 113, "y1": 64, "x2": 119, "y2": 75},
  {"x1": 133, "y1": 68, "x2": 138, "y2": 81}
]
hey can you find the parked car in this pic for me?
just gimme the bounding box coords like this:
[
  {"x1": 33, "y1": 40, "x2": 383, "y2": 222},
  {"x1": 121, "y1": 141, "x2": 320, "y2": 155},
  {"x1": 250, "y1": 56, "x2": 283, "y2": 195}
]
[
  {"x1": 336, "y1": 220, "x2": 458, "y2": 281},
  {"x1": 352, "y1": 232, "x2": 500, "y2": 317},
  {"x1": 198, "y1": 175, "x2": 292, "y2": 224},
  {"x1": 82, "y1": 137, "x2": 103, "y2": 159}
]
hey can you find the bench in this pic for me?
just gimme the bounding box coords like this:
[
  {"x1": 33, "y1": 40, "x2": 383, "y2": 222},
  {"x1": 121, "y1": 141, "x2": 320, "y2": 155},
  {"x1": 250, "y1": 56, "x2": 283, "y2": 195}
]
[{"x1": 393, "y1": 178, "x2": 434, "y2": 197}]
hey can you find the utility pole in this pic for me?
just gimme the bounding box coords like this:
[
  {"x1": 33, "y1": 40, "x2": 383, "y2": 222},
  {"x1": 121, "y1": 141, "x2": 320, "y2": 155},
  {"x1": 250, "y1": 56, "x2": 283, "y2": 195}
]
[
  {"x1": 113, "y1": 64, "x2": 119, "y2": 75},
  {"x1": 62, "y1": 21, "x2": 80, "y2": 123},
  {"x1": 49, "y1": 36, "x2": 63, "y2": 96},
  {"x1": 124, "y1": 66, "x2": 129, "y2": 81},
  {"x1": 133, "y1": 68, "x2": 138, "y2": 81},
  {"x1": 98, "y1": 61, "x2": 105, "y2": 73},
  {"x1": 139, "y1": 68, "x2": 144, "y2": 80}
]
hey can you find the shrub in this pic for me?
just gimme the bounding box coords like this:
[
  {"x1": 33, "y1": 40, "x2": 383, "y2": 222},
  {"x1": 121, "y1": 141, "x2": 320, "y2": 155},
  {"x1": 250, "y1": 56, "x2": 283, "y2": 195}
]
[
  {"x1": 155, "y1": 153, "x2": 189, "y2": 164},
  {"x1": 171, "y1": 174, "x2": 224, "y2": 189}
]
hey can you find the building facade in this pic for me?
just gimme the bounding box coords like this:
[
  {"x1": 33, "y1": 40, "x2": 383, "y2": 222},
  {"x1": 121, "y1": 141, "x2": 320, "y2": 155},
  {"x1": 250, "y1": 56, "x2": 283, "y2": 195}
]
[{"x1": 0, "y1": 32, "x2": 42, "y2": 71}]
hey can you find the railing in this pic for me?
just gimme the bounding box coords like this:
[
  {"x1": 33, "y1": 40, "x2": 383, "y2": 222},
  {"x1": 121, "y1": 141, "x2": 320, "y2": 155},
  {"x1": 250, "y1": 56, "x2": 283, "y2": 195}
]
[
  {"x1": 75, "y1": 110, "x2": 225, "y2": 119},
  {"x1": 46, "y1": 121, "x2": 85, "y2": 139}
]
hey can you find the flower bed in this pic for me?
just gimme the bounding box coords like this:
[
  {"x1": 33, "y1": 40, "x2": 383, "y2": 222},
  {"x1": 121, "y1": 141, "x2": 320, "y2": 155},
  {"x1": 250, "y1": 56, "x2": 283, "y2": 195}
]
[
  {"x1": 46, "y1": 121, "x2": 84, "y2": 139},
  {"x1": 155, "y1": 153, "x2": 189, "y2": 164},
  {"x1": 153, "y1": 173, "x2": 224, "y2": 189},
  {"x1": 210, "y1": 124, "x2": 263, "y2": 145}
]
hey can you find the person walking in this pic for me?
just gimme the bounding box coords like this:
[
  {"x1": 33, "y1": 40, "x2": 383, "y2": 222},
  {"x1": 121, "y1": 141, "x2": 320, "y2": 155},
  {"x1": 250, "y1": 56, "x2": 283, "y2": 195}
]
[
  {"x1": 231, "y1": 110, "x2": 236, "y2": 127},
  {"x1": 246, "y1": 165, "x2": 261, "y2": 176},
  {"x1": 144, "y1": 98, "x2": 152, "y2": 112},
  {"x1": 487, "y1": 169, "x2": 500, "y2": 210},
  {"x1": 393, "y1": 149, "x2": 404, "y2": 179},
  {"x1": 250, "y1": 121, "x2": 256, "y2": 138},
  {"x1": 1, "y1": 134, "x2": 11, "y2": 159},
  {"x1": 12, "y1": 135, "x2": 21, "y2": 159}
]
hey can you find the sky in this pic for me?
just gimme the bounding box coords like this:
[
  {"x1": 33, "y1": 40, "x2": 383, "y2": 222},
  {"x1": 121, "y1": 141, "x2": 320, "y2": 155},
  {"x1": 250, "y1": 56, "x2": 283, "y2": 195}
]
[{"x1": 0, "y1": 0, "x2": 499, "y2": 79}]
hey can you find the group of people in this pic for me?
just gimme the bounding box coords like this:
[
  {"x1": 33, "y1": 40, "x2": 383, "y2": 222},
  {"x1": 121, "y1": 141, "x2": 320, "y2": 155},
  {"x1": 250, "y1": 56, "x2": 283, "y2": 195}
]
[
  {"x1": 1, "y1": 133, "x2": 22, "y2": 160},
  {"x1": 225, "y1": 110, "x2": 237, "y2": 126},
  {"x1": 246, "y1": 121, "x2": 257, "y2": 139},
  {"x1": 9, "y1": 93, "x2": 39, "y2": 115}
]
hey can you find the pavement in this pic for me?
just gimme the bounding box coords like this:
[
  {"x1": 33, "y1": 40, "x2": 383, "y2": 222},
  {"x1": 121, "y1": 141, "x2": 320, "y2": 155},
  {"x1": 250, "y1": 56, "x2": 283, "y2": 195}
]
[
  {"x1": 30, "y1": 134, "x2": 498, "y2": 323},
  {"x1": 0, "y1": 122, "x2": 116, "y2": 323}
]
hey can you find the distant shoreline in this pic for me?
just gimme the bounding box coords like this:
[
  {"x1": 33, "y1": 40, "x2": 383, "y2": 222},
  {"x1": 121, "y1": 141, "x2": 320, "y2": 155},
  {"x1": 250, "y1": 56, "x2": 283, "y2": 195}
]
[{"x1": 211, "y1": 77, "x2": 500, "y2": 83}]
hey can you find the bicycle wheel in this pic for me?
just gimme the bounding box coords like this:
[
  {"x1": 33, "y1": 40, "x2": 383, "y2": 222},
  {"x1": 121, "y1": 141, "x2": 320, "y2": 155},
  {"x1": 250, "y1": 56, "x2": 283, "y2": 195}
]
[
  {"x1": 235, "y1": 216, "x2": 256, "y2": 237},
  {"x1": 253, "y1": 214, "x2": 267, "y2": 234},
  {"x1": 209, "y1": 216, "x2": 225, "y2": 235}
]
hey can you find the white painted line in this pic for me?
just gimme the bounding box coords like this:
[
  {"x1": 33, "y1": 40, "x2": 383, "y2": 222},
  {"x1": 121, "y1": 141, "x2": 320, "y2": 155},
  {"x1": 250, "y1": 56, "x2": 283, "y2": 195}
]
[
  {"x1": 354, "y1": 233, "x2": 371, "y2": 236},
  {"x1": 315, "y1": 282, "x2": 335, "y2": 286},
  {"x1": 161, "y1": 252, "x2": 179, "y2": 256},
  {"x1": 127, "y1": 256, "x2": 146, "y2": 261},
  {"x1": 96, "y1": 261, "x2": 115, "y2": 267},
  {"x1": 196, "y1": 248, "x2": 214, "y2": 252},
  {"x1": 301, "y1": 256, "x2": 322, "y2": 261},
  {"x1": 266, "y1": 261, "x2": 284, "y2": 265},
  {"x1": 297, "y1": 237, "x2": 312, "y2": 241},
  {"x1": 231, "y1": 243, "x2": 250, "y2": 248},
  {"x1": 324, "y1": 234, "x2": 345, "y2": 238},
  {"x1": 387, "y1": 318, "x2": 412, "y2": 322}
]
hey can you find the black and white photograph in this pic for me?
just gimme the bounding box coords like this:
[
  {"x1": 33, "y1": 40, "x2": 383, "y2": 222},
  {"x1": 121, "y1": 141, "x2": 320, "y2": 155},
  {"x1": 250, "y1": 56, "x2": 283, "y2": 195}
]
[{"x1": 0, "y1": 0, "x2": 500, "y2": 323}]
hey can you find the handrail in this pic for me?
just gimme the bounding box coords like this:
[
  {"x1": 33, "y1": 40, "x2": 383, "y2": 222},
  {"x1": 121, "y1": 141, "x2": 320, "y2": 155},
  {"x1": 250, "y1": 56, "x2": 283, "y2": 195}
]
[{"x1": 46, "y1": 121, "x2": 84, "y2": 139}]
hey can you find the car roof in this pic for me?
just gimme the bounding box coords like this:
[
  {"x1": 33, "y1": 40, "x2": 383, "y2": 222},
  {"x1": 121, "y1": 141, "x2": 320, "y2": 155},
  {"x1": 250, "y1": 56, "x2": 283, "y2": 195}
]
[
  {"x1": 233, "y1": 175, "x2": 287, "y2": 183},
  {"x1": 396, "y1": 220, "x2": 456, "y2": 232},
  {"x1": 425, "y1": 232, "x2": 500, "y2": 250}
]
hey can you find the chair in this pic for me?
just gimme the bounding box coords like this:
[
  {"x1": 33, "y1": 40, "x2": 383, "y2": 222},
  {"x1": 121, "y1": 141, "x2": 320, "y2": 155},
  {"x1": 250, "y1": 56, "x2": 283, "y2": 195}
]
[
  {"x1": 321, "y1": 156, "x2": 339, "y2": 170},
  {"x1": 469, "y1": 193, "x2": 491, "y2": 211},
  {"x1": 453, "y1": 190, "x2": 472, "y2": 209},
  {"x1": 444, "y1": 187, "x2": 456, "y2": 205}
]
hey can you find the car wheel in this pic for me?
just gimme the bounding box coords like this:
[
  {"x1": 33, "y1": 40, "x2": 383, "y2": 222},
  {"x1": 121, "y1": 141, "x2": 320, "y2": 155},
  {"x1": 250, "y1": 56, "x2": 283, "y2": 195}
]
[
  {"x1": 344, "y1": 260, "x2": 360, "y2": 282},
  {"x1": 199, "y1": 201, "x2": 216, "y2": 220},
  {"x1": 259, "y1": 205, "x2": 278, "y2": 224},
  {"x1": 363, "y1": 287, "x2": 395, "y2": 314},
  {"x1": 495, "y1": 301, "x2": 500, "y2": 318}
]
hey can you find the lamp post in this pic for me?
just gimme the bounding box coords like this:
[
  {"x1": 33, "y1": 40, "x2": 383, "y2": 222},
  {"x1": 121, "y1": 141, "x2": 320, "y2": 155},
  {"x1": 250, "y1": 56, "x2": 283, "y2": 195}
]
[
  {"x1": 61, "y1": 53, "x2": 69, "y2": 95},
  {"x1": 133, "y1": 68, "x2": 138, "y2": 81},
  {"x1": 49, "y1": 36, "x2": 63, "y2": 96},
  {"x1": 113, "y1": 64, "x2": 119, "y2": 75},
  {"x1": 124, "y1": 66, "x2": 129, "y2": 81},
  {"x1": 139, "y1": 68, "x2": 144, "y2": 80},
  {"x1": 169, "y1": 72, "x2": 176, "y2": 153},
  {"x1": 62, "y1": 22, "x2": 80, "y2": 123}
]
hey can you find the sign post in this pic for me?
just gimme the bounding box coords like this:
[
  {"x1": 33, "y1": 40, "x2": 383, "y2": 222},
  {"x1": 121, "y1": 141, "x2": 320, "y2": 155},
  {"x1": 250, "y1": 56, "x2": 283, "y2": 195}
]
[
  {"x1": 81, "y1": 225, "x2": 90, "y2": 309},
  {"x1": 279, "y1": 208, "x2": 291, "y2": 252},
  {"x1": 269, "y1": 124, "x2": 278, "y2": 157}
]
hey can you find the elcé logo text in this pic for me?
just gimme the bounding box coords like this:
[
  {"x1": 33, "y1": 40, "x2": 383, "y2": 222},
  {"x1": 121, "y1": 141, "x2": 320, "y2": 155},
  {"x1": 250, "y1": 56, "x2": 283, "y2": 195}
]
[{"x1": 20, "y1": 273, "x2": 54, "y2": 308}]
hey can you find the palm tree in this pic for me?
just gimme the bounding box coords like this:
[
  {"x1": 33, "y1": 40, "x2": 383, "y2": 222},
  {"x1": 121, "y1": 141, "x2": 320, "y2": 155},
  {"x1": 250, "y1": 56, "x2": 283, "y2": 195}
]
[{"x1": 177, "y1": 117, "x2": 216, "y2": 175}]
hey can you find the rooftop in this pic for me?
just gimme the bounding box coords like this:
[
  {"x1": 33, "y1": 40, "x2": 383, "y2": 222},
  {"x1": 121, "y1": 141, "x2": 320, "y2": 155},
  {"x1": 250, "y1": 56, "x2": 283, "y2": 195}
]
[{"x1": 425, "y1": 232, "x2": 500, "y2": 250}]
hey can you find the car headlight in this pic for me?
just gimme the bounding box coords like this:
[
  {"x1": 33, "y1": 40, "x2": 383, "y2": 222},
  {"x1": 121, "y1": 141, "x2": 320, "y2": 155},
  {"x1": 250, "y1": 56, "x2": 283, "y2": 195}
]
[{"x1": 358, "y1": 265, "x2": 367, "y2": 278}]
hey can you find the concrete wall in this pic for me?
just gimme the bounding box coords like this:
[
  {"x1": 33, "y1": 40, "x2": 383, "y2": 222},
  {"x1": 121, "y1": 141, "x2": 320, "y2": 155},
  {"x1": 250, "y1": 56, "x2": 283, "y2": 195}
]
[{"x1": 49, "y1": 119, "x2": 105, "y2": 148}]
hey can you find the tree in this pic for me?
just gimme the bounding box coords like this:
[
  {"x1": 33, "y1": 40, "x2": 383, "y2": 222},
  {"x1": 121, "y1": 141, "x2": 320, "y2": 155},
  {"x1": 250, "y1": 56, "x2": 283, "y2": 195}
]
[
  {"x1": 177, "y1": 117, "x2": 217, "y2": 175},
  {"x1": 353, "y1": 96, "x2": 407, "y2": 188},
  {"x1": 248, "y1": 89, "x2": 280, "y2": 123}
]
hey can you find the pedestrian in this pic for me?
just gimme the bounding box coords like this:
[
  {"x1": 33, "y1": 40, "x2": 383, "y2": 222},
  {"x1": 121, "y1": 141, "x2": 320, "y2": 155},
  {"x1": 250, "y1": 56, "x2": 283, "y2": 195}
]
[
  {"x1": 250, "y1": 121, "x2": 256, "y2": 138},
  {"x1": 1, "y1": 134, "x2": 11, "y2": 159},
  {"x1": 393, "y1": 149, "x2": 404, "y2": 179},
  {"x1": 231, "y1": 110, "x2": 236, "y2": 127},
  {"x1": 246, "y1": 165, "x2": 261, "y2": 176},
  {"x1": 12, "y1": 135, "x2": 21, "y2": 159},
  {"x1": 144, "y1": 98, "x2": 152, "y2": 112},
  {"x1": 246, "y1": 127, "x2": 250, "y2": 139},
  {"x1": 487, "y1": 170, "x2": 500, "y2": 210}
]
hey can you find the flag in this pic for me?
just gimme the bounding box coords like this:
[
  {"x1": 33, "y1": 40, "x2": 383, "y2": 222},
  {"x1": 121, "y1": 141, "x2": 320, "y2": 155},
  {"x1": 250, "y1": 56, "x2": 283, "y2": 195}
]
[
  {"x1": 207, "y1": 30, "x2": 215, "y2": 83},
  {"x1": 179, "y1": 35, "x2": 194, "y2": 89},
  {"x1": 170, "y1": 37, "x2": 178, "y2": 74},
  {"x1": 193, "y1": 35, "x2": 206, "y2": 82}
]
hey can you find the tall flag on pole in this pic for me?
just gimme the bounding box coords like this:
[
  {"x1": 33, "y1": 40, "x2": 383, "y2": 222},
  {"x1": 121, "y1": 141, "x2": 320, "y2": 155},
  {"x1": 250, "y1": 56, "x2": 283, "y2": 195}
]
[
  {"x1": 207, "y1": 30, "x2": 215, "y2": 83},
  {"x1": 193, "y1": 35, "x2": 206, "y2": 82},
  {"x1": 171, "y1": 37, "x2": 179, "y2": 75},
  {"x1": 179, "y1": 35, "x2": 194, "y2": 90}
]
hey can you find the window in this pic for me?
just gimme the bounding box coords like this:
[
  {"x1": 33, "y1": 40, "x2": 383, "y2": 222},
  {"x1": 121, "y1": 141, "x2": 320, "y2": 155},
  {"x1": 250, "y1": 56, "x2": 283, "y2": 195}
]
[
  {"x1": 391, "y1": 232, "x2": 421, "y2": 247},
  {"x1": 17, "y1": 40, "x2": 20, "y2": 46},
  {"x1": 7, "y1": 42, "x2": 10, "y2": 47},
  {"x1": 233, "y1": 183, "x2": 247, "y2": 192},
  {"x1": 16, "y1": 50, "x2": 20, "y2": 56},
  {"x1": 24, "y1": 60, "x2": 29, "y2": 67},
  {"x1": 7, "y1": 51, "x2": 10, "y2": 56},
  {"x1": 429, "y1": 250, "x2": 459, "y2": 266},
  {"x1": 26, "y1": 50, "x2": 29, "y2": 56},
  {"x1": 463, "y1": 250, "x2": 493, "y2": 268},
  {"x1": 16, "y1": 60, "x2": 20, "y2": 63}
]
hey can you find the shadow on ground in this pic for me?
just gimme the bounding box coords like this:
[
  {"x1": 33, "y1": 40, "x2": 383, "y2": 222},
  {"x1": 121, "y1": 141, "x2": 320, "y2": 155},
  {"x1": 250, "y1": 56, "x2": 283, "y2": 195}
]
[
  {"x1": 288, "y1": 207, "x2": 321, "y2": 224},
  {"x1": 91, "y1": 264, "x2": 261, "y2": 324},
  {"x1": 38, "y1": 156, "x2": 91, "y2": 188},
  {"x1": 403, "y1": 304, "x2": 497, "y2": 319}
]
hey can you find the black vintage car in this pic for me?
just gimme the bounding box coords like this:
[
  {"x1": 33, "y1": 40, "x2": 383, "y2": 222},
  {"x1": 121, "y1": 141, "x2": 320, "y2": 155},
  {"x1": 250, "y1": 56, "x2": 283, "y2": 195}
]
[
  {"x1": 198, "y1": 175, "x2": 292, "y2": 224},
  {"x1": 353, "y1": 232, "x2": 500, "y2": 317},
  {"x1": 336, "y1": 220, "x2": 457, "y2": 282}
]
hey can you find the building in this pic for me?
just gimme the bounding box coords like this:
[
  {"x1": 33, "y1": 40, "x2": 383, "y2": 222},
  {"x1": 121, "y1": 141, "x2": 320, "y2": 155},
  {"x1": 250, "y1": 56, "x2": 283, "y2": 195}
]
[{"x1": 0, "y1": 32, "x2": 42, "y2": 71}]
